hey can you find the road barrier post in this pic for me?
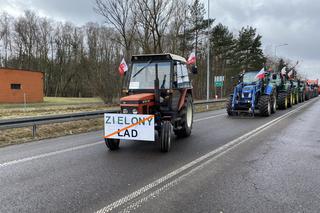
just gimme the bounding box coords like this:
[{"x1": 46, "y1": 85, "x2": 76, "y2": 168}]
[{"x1": 32, "y1": 124, "x2": 37, "y2": 138}]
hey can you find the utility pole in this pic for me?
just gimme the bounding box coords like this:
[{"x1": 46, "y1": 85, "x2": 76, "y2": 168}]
[{"x1": 206, "y1": 0, "x2": 210, "y2": 103}]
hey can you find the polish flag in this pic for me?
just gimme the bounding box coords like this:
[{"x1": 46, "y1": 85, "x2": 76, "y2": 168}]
[
  {"x1": 187, "y1": 52, "x2": 196, "y2": 65},
  {"x1": 288, "y1": 70, "x2": 293, "y2": 78},
  {"x1": 255, "y1": 67, "x2": 265, "y2": 79},
  {"x1": 118, "y1": 58, "x2": 128, "y2": 76},
  {"x1": 281, "y1": 67, "x2": 287, "y2": 76}
]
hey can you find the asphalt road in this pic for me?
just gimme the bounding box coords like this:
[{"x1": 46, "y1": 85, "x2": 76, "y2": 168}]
[{"x1": 0, "y1": 98, "x2": 319, "y2": 213}]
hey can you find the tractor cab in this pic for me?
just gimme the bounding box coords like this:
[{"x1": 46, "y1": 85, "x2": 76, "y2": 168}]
[{"x1": 121, "y1": 54, "x2": 193, "y2": 115}]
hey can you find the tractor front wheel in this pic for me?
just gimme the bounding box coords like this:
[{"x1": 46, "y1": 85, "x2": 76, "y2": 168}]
[
  {"x1": 258, "y1": 95, "x2": 271, "y2": 117},
  {"x1": 278, "y1": 92, "x2": 288, "y2": 109},
  {"x1": 160, "y1": 121, "x2": 174, "y2": 152},
  {"x1": 105, "y1": 138, "x2": 120, "y2": 151},
  {"x1": 226, "y1": 96, "x2": 233, "y2": 116}
]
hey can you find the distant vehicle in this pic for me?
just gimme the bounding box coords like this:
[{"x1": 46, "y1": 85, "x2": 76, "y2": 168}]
[
  {"x1": 227, "y1": 70, "x2": 276, "y2": 117},
  {"x1": 307, "y1": 79, "x2": 319, "y2": 99},
  {"x1": 297, "y1": 79, "x2": 306, "y2": 102},
  {"x1": 269, "y1": 71, "x2": 293, "y2": 109}
]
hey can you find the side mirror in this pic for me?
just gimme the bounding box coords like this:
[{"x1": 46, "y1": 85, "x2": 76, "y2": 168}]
[{"x1": 191, "y1": 65, "x2": 198, "y2": 74}]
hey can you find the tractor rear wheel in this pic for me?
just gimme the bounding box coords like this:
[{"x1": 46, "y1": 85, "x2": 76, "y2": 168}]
[
  {"x1": 288, "y1": 92, "x2": 293, "y2": 108},
  {"x1": 298, "y1": 93, "x2": 302, "y2": 103},
  {"x1": 226, "y1": 96, "x2": 233, "y2": 116},
  {"x1": 278, "y1": 92, "x2": 288, "y2": 109},
  {"x1": 258, "y1": 95, "x2": 271, "y2": 117},
  {"x1": 105, "y1": 138, "x2": 120, "y2": 150},
  {"x1": 160, "y1": 121, "x2": 173, "y2": 152},
  {"x1": 175, "y1": 95, "x2": 193, "y2": 138}
]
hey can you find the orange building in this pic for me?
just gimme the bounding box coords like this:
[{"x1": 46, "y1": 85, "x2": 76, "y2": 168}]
[{"x1": 0, "y1": 68, "x2": 44, "y2": 103}]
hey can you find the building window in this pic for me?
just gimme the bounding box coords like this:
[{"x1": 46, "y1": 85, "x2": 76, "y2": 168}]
[{"x1": 11, "y1": 84, "x2": 21, "y2": 90}]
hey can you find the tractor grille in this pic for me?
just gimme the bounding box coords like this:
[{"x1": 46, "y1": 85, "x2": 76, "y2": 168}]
[{"x1": 243, "y1": 93, "x2": 250, "y2": 98}]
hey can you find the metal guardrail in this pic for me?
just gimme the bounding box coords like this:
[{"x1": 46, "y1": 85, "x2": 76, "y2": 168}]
[
  {"x1": 0, "y1": 99, "x2": 226, "y2": 135},
  {"x1": 194, "y1": 99, "x2": 226, "y2": 105}
]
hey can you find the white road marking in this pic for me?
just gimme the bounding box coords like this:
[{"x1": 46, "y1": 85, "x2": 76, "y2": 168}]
[
  {"x1": 95, "y1": 98, "x2": 318, "y2": 213},
  {"x1": 194, "y1": 113, "x2": 225, "y2": 122},
  {"x1": 0, "y1": 141, "x2": 102, "y2": 168},
  {"x1": 0, "y1": 112, "x2": 225, "y2": 168}
]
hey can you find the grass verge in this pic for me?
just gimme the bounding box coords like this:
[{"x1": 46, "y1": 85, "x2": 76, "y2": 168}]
[{"x1": 0, "y1": 96, "x2": 117, "y2": 119}]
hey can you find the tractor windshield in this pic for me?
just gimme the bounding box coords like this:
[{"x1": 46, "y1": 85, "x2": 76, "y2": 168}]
[
  {"x1": 243, "y1": 71, "x2": 259, "y2": 84},
  {"x1": 129, "y1": 62, "x2": 171, "y2": 89}
]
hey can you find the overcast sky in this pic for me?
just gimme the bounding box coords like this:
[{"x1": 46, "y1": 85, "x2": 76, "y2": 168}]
[{"x1": 0, "y1": 0, "x2": 319, "y2": 79}]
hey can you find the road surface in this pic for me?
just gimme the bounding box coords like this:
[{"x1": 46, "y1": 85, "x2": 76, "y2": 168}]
[{"x1": 0, "y1": 98, "x2": 319, "y2": 213}]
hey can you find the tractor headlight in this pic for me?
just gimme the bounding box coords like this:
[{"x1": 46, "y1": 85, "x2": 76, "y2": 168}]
[
  {"x1": 132, "y1": 108, "x2": 138, "y2": 114},
  {"x1": 241, "y1": 93, "x2": 245, "y2": 98},
  {"x1": 248, "y1": 93, "x2": 252, "y2": 98},
  {"x1": 122, "y1": 108, "x2": 129, "y2": 114}
]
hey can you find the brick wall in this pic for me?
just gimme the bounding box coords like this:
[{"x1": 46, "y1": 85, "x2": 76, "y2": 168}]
[{"x1": 0, "y1": 68, "x2": 44, "y2": 103}]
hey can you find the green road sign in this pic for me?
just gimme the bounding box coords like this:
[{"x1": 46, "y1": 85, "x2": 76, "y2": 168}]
[{"x1": 215, "y1": 81, "x2": 223, "y2": 87}]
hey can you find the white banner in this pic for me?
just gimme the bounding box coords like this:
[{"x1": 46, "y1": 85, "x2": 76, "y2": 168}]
[{"x1": 104, "y1": 113, "x2": 155, "y2": 141}]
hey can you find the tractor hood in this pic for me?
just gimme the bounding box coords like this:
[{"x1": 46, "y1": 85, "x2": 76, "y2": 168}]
[
  {"x1": 120, "y1": 93, "x2": 155, "y2": 104},
  {"x1": 242, "y1": 85, "x2": 256, "y2": 92}
]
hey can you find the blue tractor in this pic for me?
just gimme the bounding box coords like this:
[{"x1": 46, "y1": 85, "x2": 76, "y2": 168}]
[{"x1": 226, "y1": 70, "x2": 277, "y2": 117}]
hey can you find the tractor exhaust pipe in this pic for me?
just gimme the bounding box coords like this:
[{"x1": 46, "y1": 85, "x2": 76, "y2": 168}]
[{"x1": 155, "y1": 63, "x2": 160, "y2": 105}]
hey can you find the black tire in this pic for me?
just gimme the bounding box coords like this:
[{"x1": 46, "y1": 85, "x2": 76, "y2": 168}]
[
  {"x1": 287, "y1": 92, "x2": 293, "y2": 108},
  {"x1": 175, "y1": 95, "x2": 193, "y2": 138},
  {"x1": 298, "y1": 93, "x2": 302, "y2": 103},
  {"x1": 294, "y1": 93, "x2": 299, "y2": 105},
  {"x1": 278, "y1": 92, "x2": 288, "y2": 109},
  {"x1": 160, "y1": 121, "x2": 173, "y2": 152},
  {"x1": 258, "y1": 95, "x2": 271, "y2": 117},
  {"x1": 226, "y1": 96, "x2": 233, "y2": 116},
  {"x1": 271, "y1": 93, "x2": 277, "y2": 114},
  {"x1": 105, "y1": 138, "x2": 120, "y2": 150}
]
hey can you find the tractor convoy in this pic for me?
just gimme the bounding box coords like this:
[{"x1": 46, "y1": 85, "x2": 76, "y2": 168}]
[
  {"x1": 104, "y1": 53, "x2": 318, "y2": 153},
  {"x1": 227, "y1": 64, "x2": 318, "y2": 117}
]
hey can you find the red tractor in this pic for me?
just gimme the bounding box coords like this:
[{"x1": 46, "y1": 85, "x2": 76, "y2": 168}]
[{"x1": 105, "y1": 54, "x2": 197, "y2": 152}]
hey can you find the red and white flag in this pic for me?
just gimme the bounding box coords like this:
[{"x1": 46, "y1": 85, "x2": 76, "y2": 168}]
[
  {"x1": 255, "y1": 67, "x2": 265, "y2": 79},
  {"x1": 118, "y1": 58, "x2": 128, "y2": 76},
  {"x1": 288, "y1": 70, "x2": 293, "y2": 78},
  {"x1": 281, "y1": 67, "x2": 287, "y2": 76},
  {"x1": 187, "y1": 52, "x2": 196, "y2": 65}
]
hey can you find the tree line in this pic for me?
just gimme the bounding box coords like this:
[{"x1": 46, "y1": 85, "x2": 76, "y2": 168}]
[{"x1": 0, "y1": 0, "x2": 266, "y2": 102}]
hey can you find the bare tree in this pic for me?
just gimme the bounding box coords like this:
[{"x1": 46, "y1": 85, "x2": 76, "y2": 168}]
[
  {"x1": 135, "y1": 0, "x2": 174, "y2": 53},
  {"x1": 95, "y1": 0, "x2": 137, "y2": 59},
  {"x1": 0, "y1": 12, "x2": 12, "y2": 67}
]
